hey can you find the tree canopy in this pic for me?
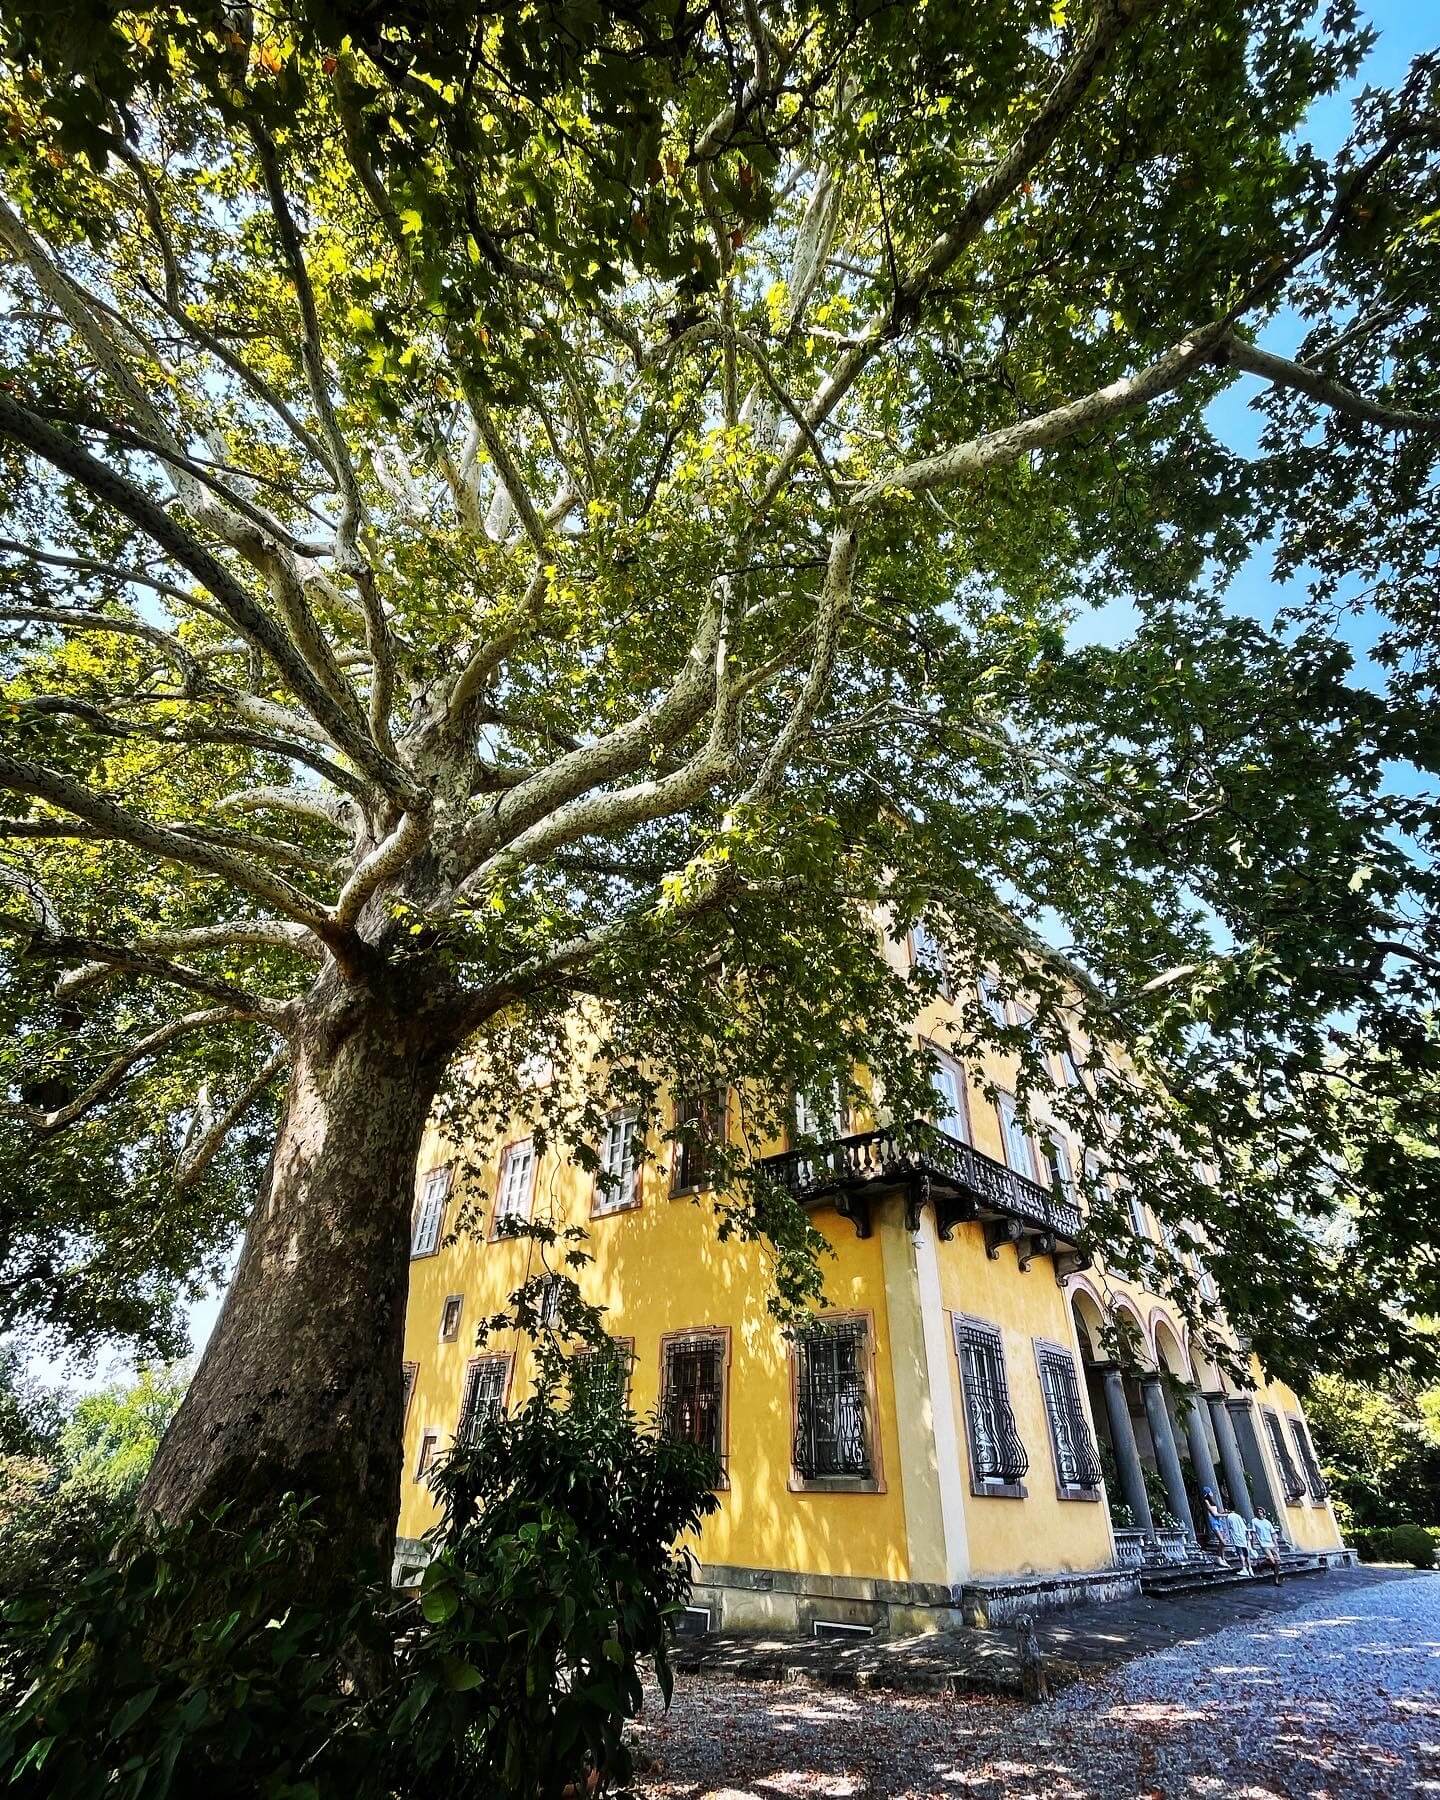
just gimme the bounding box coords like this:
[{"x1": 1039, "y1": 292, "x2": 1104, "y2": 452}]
[{"x1": 0, "y1": 0, "x2": 1437, "y2": 1563}]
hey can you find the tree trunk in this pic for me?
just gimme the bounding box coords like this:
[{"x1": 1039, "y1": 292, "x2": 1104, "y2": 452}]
[{"x1": 141, "y1": 967, "x2": 460, "y2": 1586}]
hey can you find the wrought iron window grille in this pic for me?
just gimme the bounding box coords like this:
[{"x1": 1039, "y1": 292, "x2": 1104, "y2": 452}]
[
  {"x1": 793, "y1": 1319, "x2": 872, "y2": 1481},
  {"x1": 570, "y1": 1339, "x2": 631, "y2": 1410},
  {"x1": 662, "y1": 1333, "x2": 725, "y2": 1462},
  {"x1": 458, "y1": 1359, "x2": 507, "y2": 1446},
  {"x1": 1036, "y1": 1343, "x2": 1102, "y2": 1494},
  {"x1": 953, "y1": 1316, "x2": 1029, "y2": 1489}
]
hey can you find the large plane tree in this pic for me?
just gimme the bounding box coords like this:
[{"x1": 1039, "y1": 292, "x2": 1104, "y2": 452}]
[{"x1": 1, "y1": 0, "x2": 1437, "y2": 1582}]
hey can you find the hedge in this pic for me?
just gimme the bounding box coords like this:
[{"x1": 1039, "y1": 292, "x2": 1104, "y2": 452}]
[{"x1": 1350, "y1": 1524, "x2": 1438, "y2": 1569}]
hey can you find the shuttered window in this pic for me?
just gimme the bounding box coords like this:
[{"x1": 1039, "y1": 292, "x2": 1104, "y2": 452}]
[
  {"x1": 1289, "y1": 1416, "x2": 1328, "y2": 1501},
  {"x1": 1035, "y1": 1342, "x2": 1102, "y2": 1496},
  {"x1": 410, "y1": 1165, "x2": 452, "y2": 1257},
  {"x1": 953, "y1": 1315, "x2": 1028, "y2": 1492},
  {"x1": 927, "y1": 1051, "x2": 969, "y2": 1141},
  {"x1": 457, "y1": 1358, "x2": 509, "y2": 1445},
  {"x1": 977, "y1": 974, "x2": 1009, "y2": 1028},
  {"x1": 661, "y1": 1333, "x2": 726, "y2": 1466},
  {"x1": 910, "y1": 921, "x2": 952, "y2": 999},
  {"x1": 1263, "y1": 1409, "x2": 1307, "y2": 1502},
  {"x1": 793, "y1": 1318, "x2": 873, "y2": 1482}
]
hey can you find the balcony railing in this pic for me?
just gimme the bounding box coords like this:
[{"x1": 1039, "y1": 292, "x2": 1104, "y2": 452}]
[{"x1": 756, "y1": 1121, "x2": 1084, "y2": 1249}]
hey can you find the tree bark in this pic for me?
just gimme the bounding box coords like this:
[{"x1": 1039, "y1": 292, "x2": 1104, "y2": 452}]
[{"x1": 141, "y1": 964, "x2": 461, "y2": 1585}]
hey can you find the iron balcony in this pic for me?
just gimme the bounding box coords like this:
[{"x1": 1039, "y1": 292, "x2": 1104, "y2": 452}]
[{"x1": 756, "y1": 1121, "x2": 1087, "y2": 1271}]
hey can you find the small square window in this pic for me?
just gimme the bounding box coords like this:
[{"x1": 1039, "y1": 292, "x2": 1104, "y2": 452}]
[
  {"x1": 414, "y1": 1429, "x2": 438, "y2": 1481},
  {"x1": 439, "y1": 1295, "x2": 463, "y2": 1343},
  {"x1": 401, "y1": 1361, "x2": 418, "y2": 1426}
]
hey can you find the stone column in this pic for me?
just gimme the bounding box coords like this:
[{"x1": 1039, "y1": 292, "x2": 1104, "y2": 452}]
[
  {"x1": 1099, "y1": 1362, "x2": 1154, "y2": 1537},
  {"x1": 1205, "y1": 1392, "x2": 1253, "y2": 1522},
  {"x1": 1141, "y1": 1374, "x2": 1197, "y2": 1540},
  {"x1": 1182, "y1": 1391, "x2": 1221, "y2": 1506},
  {"x1": 1228, "y1": 1398, "x2": 1285, "y2": 1531}
]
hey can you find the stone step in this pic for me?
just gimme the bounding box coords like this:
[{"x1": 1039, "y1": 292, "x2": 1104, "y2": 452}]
[{"x1": 1141, "y1": 1557, "x2": 1322, "y2": 1598}]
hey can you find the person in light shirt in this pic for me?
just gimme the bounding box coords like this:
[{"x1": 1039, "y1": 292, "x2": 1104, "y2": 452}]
[{"x1": 1250, "y1": 1510, "x2": 1283, "y2": 1583}]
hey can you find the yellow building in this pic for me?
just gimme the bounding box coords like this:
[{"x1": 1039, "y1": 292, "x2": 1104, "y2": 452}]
[{"x1": 396, "y1": 941, "x2": 1348, "y2": 1633}]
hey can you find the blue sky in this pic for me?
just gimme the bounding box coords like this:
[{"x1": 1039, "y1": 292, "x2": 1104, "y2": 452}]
[
  {"x1": 1074, "y1": 0, "x2": 1435, "y2": 679},
  {"x1": 52, "y1": 2, "x2": 1440, "y2": 1387}
]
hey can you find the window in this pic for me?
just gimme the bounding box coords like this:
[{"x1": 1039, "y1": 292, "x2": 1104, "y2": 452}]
[
  {"x1": 792, "y1": 1318, "x2": 874, "y2": 1484},
  {"x1": 1263, "y1": 1408, "x2": 1307, "y2": 1502},
  {"x1": 571, "y1": 1337, "x2": 633, "y2": 1412},
  {"x1": 536, "y1": 1274, "x2": 564, "y2": 1328},
  {"x1": 493, "y1": 1138, "x2": 535, "y2": 1233},
  {"x1": 457, "y1": 1357, "x2": 510, "y2": 1445},
  {"x1": 926, "y1": 1050, "x2": 969, "y2": 1141},
  {"x1": 439, "y1": 1295, "x2": 463, "y2": 1343},
  {"x1": 910, "y1": 921, "x2": 951, "y2": 999},
  {"x1": 794, "y1": 1083, "x2": 846, "y2": 1142},
  {"x1": 1289, "y1": 1416, "x2": 1328, "y2": 1502},
  {"x1": 411, "y1": 1165, "x2": 452, "y2": 1258},
  {"x1": 952, "y1": 1315, "x2": 1028, "y2": 1494},
  {"x1": 518, "y1": 1052, "x2": 553, "y2": 1088},
  {"x1": 996, "y1": 1093, "x2": 1036, "y2": 1182},
  {"x1": 593, "y1": 1110, "x2": 642, "y2": 1214},
  {"x1": 1058, "y1": 1042, "x2": 1084, "y2": 1088},
  {"x1": 673, "y1": 1089, "x2": 726, "y2": 1193},
  {"x1": 977, "y1": 974, "x2": 1009, "y2": 1029},
  {"x1": 401, "y1": 1361, "x2": 418, "y2": 1428},
  {"x1": 414, "y1": 1429, "x2": 438, "y2": 1480},
  {"x1": 1042, "y1": 1137, "x2": 1076, "y2": 1206},
  {"x1": 1034, "y1": 1341, "x2": 1102, "y2": 1498},
  {"x1": 660, "y1": 1332, "x2": 727, "y2": 1474}
]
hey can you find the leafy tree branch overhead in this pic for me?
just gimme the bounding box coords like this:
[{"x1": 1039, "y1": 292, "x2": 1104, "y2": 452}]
[{"x1": 0, "y1": 0, "x2": 1436, "y2": 1573}]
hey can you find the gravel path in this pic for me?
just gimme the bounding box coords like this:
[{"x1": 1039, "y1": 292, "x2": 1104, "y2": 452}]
[{"x1": 632, "y1": 1570, "x2": 1440, "y2": 1798}]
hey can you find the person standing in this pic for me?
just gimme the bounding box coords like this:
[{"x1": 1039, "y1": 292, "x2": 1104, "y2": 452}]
[
  {"x1": 1227, "y1": 1506, "x2": 1254, "y2": 1574},
  {"x1": 1251, "y1": 1510, "x2": 1283, "y2": 1583}
]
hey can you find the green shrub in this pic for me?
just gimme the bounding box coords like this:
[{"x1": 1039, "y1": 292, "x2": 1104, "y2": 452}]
[
  {"x1": 1387, "y1": 1524, "x2": 1437, "y2": 1570},
  {"x1": 1351, "y1": 1523, "x2": 1437, "y2": 1568},
  {"x1": 0, "y1": 1382, "x2": 718, "y2": 1798}
]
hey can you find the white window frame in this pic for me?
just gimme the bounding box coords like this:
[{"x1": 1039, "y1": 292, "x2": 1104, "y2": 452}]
[
  {"x1": 996, "y1": 1092, "x2": 1037, "y2": 1182},
  {"x1": 411, "y1": 1165, "x2": 452, "y2": 1258},
  {"x1": 493, "y1": 1138, "x2": 536, "y2": 1233},
  {"x1": 909, "y1": 921, "x2": 951, "y2": 999},
  {"x1": 593, "y1": 1110, "x2": 642, "y2": 1215},
  {"x1": 1042, "y1": 1135, "x2": 1076, "y2": 1205},
  {"x1": 926, "y1": 1049, "x2": 969, "y2": 1142},
  {"x1": 977, "y1": 973, "x2": 1009, "y2": 1029}
]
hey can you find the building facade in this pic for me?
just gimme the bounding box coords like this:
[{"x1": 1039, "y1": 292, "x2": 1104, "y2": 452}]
[{"x1": 396, "y1": 942, "x2": 1347, "y2": 1633}]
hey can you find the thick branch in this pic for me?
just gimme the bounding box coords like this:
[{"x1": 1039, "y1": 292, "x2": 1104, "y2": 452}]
[
  {"x1": 173, "y1": 1044, "x2": 289, "y2": 1191},
  {"x1": 0, "y1": 388, "x2": 417, "y2": 803},
  {"x1": 1221, "y1": 336, "x2": 1440, "y2": 433},
  {"x1": 7, "y1": 1007, "x2": 256, "y2": 1135},
  {"x1": 0, "y1": 748, "x2": 335, "y2": 933}
]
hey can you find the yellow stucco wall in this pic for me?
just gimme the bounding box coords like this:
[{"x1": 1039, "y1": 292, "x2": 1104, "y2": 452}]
[
  {"x1": 399, "y1": 959, "x2": 1344, "y2": 1582},
  {"x1": 1251, "y1": 1370, "x2": 1344, "y2": 1552},
  {"x1": 400, "y1": 1107, "x2": 912, "y2": 1583},
  {"x1": 933, "y1": 1227, "x2": 1115, "y2": 1578}
]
